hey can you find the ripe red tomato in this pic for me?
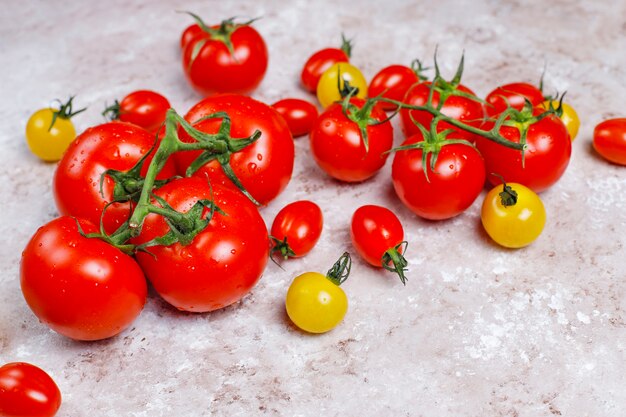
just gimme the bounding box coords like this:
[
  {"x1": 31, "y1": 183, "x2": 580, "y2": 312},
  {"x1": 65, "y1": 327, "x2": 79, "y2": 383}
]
[
  {"x1": 392, "y1": 134, "x2": 486, "y2": 220},
  {"x1": 175, "y1": 94, "x2": 294, "y2": 206},
  {"x1": 20, "y1": 216, "x2": 147, "y2": 341},
  {"x1": 271, "y1": 200, "x2": 323, "y2": 259},
  {"x1": 104, "y1": 90, "x2": 171, "y2": 134},
  {"x1": 301, "y1": 39, "x2": 350, "y2": 93},
  {"x1": 180, "y1": 23, "x2": 203, "y2": 50},
  {"x1": 485, "y1": 82, "x2": 544, "y2": 117},
  {"x1": 53, "y1": 122, "x2": 177, "y2": 234},
  {"x1": 368, "y1": 64, "x2": 420, "y2": 111},
  {"x1": 182, "y1": 18, "x2": 268, "y2": 96},
  {"x1": 593, "y1": 118, "x2": 626, "y2": 165},
  {"x1": 400, "y1": 81, "x2": 484, "y2": 141},
  {"x1": 309, "y1": 98, "x2": 393, "y2": 182},
  {"x1": 350, "y1": 205, "x2": 408, "y2": 284},
  {"x1": 133, "y1": 177, "x2": 270, "y2": 312},
  {"x1": 476, "y1": 110, "x2": 571, "y2": 192},
  {"x1": 271, "y1": 98, "x2": 319, "y2": 138},
  {"x1": 0, "y1": 362, "x2": 62, "y2": 417}
]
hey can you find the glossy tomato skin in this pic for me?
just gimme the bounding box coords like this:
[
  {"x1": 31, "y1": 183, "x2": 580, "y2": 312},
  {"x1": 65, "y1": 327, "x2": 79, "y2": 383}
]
[
  {"x1": 368, "y1": 65, "x2": 419, "y2": 111},
  {"x1": 133, "y1": 177, "x2": 270, "y2": 312},
  {"x1": 301, "y1": 48, "x2": 349, "y2": 93},
  {"x1": 310, "y1": 98, "x2": 393, "y2": 182},
  {"x1": 180, "y1": 24, "x2": 203, "y2": 50},
  {"x1": 53, "y1": 122, "x2": 177, "y2": 234},
  {"x1": 20, "y1": 216, "x2": 147, "y2": 341},
  {"x1": 593, "y1": 118, "x2": 626, "y2": 165},
  {"x1": 175, "y1": 94, "x2": 294, "y2": 206},
  {"x1": 400, "y1": 82, "x2": 485, "y2": 142},
  {"x1": 271, "y1": 98, "x2": 319, "y2": 138},
  {"x1": 118, "y1": 90, "x2": 170, "y2": 134},
  {"x1": 271, "y1": 200, "x2": 323, "y2": 258},
  {"x1": 182, "y1": 24, "x2": 268, "y2": 96},
  {"x1": 351, "y1": 205, "x2": 404, "y2": 267},
  {"x1": 392, "y1": 134, "x2": 486, "y2": 220},
  {"x1": 0, "y1": 362, "x2": 62, "y2": 417},
  {"x1": 485, "y1": 82, "x2": 544, "y2": 117},
  {"x1": 476, "y1": 111, "x2": 571, "y2": 192}
]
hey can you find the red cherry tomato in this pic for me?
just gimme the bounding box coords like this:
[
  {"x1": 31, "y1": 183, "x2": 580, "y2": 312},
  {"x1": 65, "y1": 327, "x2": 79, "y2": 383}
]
[
  {"x1": 400, "y1": 81, "x2": 484, "y2": 142},
  {"x1": 106, "y1": 90, "x2": 171, "y2": 134},
  {"x1": 271, "y1": 98, "x2": 319, "y2": 138},
  {"x1": 180, "y1": 23, "x2": 203, "y2": 50},
  {"x1": 53, "y1": 122, "x2": 177, "y2": 234},
  {"x1": 0, "y1": 362, "x2": 62, "y2": 417},
  {"x1": 350, "y1": 205, "x2": 408, "y2": 284},
  {"x1": 133, "y1": 177, "x2": 269, "y2": 312},
  {"x1": 309, "y1": 98, "x2": 393, "y2": 182},
  {"x1": 270, "y1": 200, "x2": 323, "y2": 259},
  {"x1": 301, "y1": 47, "x2": 349, "y2": 93},
  {"x1": 485, "y1": 82, "x2": 544, "y2": 117},
  {"x1": 182, "y1": 17, "x2": 268, "y2": 96},
  {"x1": 392, "y1": 134, "x2": 486, "y2": 220},
  {"x1": 476, "y1": 109, "x2": 571, "y2": 192},
  {"x1": 20, "y1": 216, "x2": 147, "y2": 341},
  {"x1": 593, "y1": 118, "x2": 626, "y2": 165},
  {"x1": 368, "y1": 64, "x2": 420, "y2": 111}
]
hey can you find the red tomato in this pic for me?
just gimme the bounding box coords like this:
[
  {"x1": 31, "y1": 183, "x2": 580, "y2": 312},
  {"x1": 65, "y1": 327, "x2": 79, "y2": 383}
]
[
  {"x1": 106, "y1": 90, "x2": 171, "y2": 134},
  {"x1": 20, "y1": 216, "x2": 147, "y2": 341},
  {"x1": 350, "y1": 205, "x2": 408, "y2": 284},
  {"x1": 271, "y1": 98, "x2": 319, "y2": 137},
  {"x1": 476, "y1": 110, "x2": 571, "y2": 192},
  {"x1": 180, "y1": 23, "x2": 203, "y2": 50},
  {"x1": 392, "y1": 134, "x2": 486, "y2": 220},
  {"x1": 309, "y1": 98, "x2": 393, "y2": 182},
  {"x1": 301, "y1": 46, "x2": 350, "y2": 93},
  {"x1": 485, "y1": 82, "x2": 544, "y2": 117},
  {"x1": 368, "y1": 64, "x2": 420, "y2": 111},
  {"x1": 400, "y1": 81, "x2": 485, "y2": 141},
  {"x1": 175, "y1": 94, "x2": 294, "y2": 206},
  {"x1": 182, "y1": 18, "x2": 268, "y2": 96},
  {"x1": 0, "y1": 362, "x2": 62, "y2": 417},
  {"x1": 270, "y1": 200, "x2": 323, "y2": 259},
  {"x1": 133, "y1": 177, "x2": 269, "y2": 312},
  {"x1": 53, "y1": 122, "x2": 177, "y2": 234},
  {"x1": 593, "y1": 118, "x2": 626, "y2": 165}
]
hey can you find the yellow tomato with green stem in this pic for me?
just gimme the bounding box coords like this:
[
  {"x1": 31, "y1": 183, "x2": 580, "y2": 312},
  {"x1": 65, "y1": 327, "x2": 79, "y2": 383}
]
[
  {"x1": 316, "y1": 62, "x2": 367, "y2": 108},
  {"x1": 25, "y1": 96, "x2": 86, "y2": 161},
  {"x1": 481, "y1": 179, "x2": 546, "y2": 248},
  {"x1": 285, "y1": 252, "x2": 351, "y2": 333},
  {"x1": 542, "y1": 99, "x2": 580, "y2": 140}
]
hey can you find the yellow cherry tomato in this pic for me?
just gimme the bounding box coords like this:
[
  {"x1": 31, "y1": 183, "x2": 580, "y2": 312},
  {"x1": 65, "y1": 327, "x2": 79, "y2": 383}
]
[
  {"x1": 25, "y1": 97, "x2": 85, "y2": 162},
  {"x1": 481, "y1": 181, "x2": 546, "y2": 248},
  {"x1": 542, "y1": 100, "x2": 580, "y2": 141},
  {"x1": 316, "y1": 63, "x2": 367, "y2": 108},
  {"x1": 285, "y1": 253, "x2": 350, "y2": 333}
]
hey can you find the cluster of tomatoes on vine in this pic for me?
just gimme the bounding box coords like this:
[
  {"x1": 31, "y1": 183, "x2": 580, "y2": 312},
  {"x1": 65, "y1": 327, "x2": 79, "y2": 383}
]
[{"x1": 6, "y1": 12, "x2": 626, "y2": 417}]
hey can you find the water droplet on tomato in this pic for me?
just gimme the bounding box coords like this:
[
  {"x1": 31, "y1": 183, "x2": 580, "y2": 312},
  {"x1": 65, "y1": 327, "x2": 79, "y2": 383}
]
[
  {"x1": 248, "y1": 162, "x2": 257, "y2": 172},
  {"x1": 257, "y1": 154, "x2": 263, "y2": 161},
  {"x1": 449, "y1": 164, "x2": 454, "y2": 170},
  {"x1": 230, "y1": 249, "x2": 236, "y2": 254}
]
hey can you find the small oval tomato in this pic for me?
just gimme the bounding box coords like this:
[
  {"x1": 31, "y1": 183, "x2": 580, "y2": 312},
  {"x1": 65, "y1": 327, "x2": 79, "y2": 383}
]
[
  {"x1": 271, "y1": 98, "x2": 319, "y2": 138},
  {"x1": 103, "y1": 90, "x2": 171, "y2": 134},
  {"x1": 541, "y1": 100, "x2": 580, "y2": 141},
  {"x1": 285, "y1": 253, "x2": 351, "y2": 333},
  {"x1": 20, "y1": 216, "x2": 147, "y2": 341},
  {"x1": 271, "y1": 200, "x2": 323, "y2": 259},
  {"x1": 0, "y1": 362, "x2": 62, "y2": 417},
  {"x1": 368, "y1": 64, "x2": 420, "y2": 111},
  {"x1": 481, "y1": 181, "x2": 546, "y2": 248},
  {"x1": 593, "y1": 118, "x2": 626, "y2": 165},
  {"x1": 182, "y1": 16, "x2": 268, "y2": 96},
  {"x1": 300, "y1": 38, "x2": 350, "y2": 93},
  {"x1": 309, "y1": 97, "x2": 393, "y2": 182},
  {"x1": 350, "y1": 205, "x2": 408, "y2": 284},
  {"x1": 316, "y1": 62, "x2": 367, "y2": 108},
  {"x1": 485, "y1": 82, "x2": 544, "y2": 117},
  {"x1": 25, "y1": 97, "x2": 85, "y2": 162}
]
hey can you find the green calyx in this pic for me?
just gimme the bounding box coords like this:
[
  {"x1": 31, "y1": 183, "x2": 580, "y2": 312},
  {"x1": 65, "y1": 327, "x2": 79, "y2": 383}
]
[
  {"x1": 340, "y1": 32, "x2": 353, "y2": 58},
  {"x1": 411, "y1": 58, "x2": 429, "y2": 81},
  {"x1": 48, "y1": 96, "x2": 86, "y2": 132},
  {"x1": 430, "y1": 51, "x2": 486, "y2": 110},
  {"x1": 270, "y1": 236, "x2": 297, "y2": 261},
  {"x1": 340, "y1": 91, "x2": 395, "y2": 153},
  {"x1": 102, "y1": 100, "x2": 121, "y2": 121},
  {"x1": 381, "y1": 241, "x2": 409, "y2": 285},
  {"x1": 326, "y1": 252, "x2": 352, "y2": 286},
  {"x1": 492, "y1": 174, "x2": 518, "y2": 207}
]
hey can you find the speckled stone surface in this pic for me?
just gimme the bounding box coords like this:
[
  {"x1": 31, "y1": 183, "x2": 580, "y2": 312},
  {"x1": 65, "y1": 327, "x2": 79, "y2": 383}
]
[{"x1": 1, "y1": 1, "x2": 625, "y2": 416}]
